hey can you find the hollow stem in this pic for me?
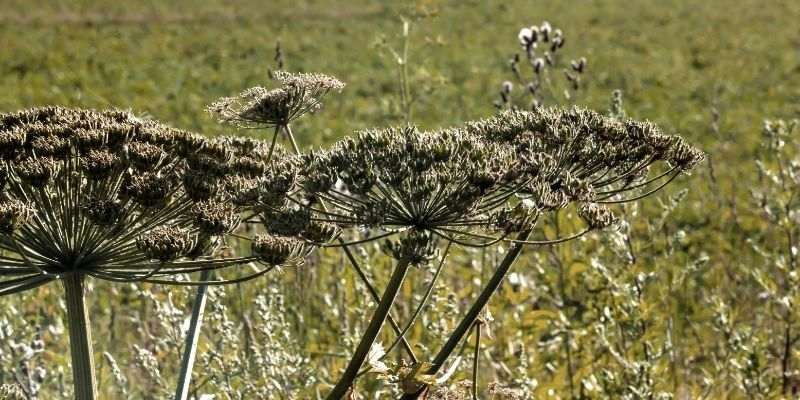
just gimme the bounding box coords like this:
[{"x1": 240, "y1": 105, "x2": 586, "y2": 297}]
[
  {"x1": 174, "y1": 271, "x2": 212, "y2": 400},
  {"x1": 381, "y1": 241, "x2": 452, "y2": 359},
  {"x1": 472, "y1": 322, "x2": 481, "y2": 400},
  {"x1": 63, "y1": 273, "x2": 97, "y2": 400},
  {"x1": 400, "y1": 229, "x2": 532, "y2": 399},
  {"x1": 326, "y1": 259, "x2": 411, "y2": 399},
  {"x1": 340, "y1": 244, "x2": 417, "y2": 362}
]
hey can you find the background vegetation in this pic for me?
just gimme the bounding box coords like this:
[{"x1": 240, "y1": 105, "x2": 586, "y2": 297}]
[{"x1": 1, "y1": 0, "x2": 800, "y2": 398}]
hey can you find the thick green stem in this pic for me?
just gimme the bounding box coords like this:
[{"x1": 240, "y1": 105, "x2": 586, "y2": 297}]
[
  {"x1": 174, "y1": 271, "x2": 212, "y2": 400},
  {"x1": 471, "y1": 323, "x2": 481, "y2": 400},
  {"x1": 400, "y1": 229, "x2": 531, "y2": 400},
  {"x1": 63, "y1": 273, "x2": 97, "y2": 400},
  {"x1": 340, "y1": 244, "x2": 417, "y2": 362},
  {"x1": 326, "y1": 260, "x2": 411, "y2": 399}
]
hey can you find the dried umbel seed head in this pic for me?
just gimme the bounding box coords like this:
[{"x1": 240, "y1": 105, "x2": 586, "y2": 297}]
[
  {"x1": 301, "y1": 221, "x2": 341, "y2": 244},
  {"x1": 258, "y1": 162, "x2": 297, "y2": 206},
  {"x1": 251, "y1": 234, "x2": 308, "y2": 266},
  {"x1": 669, "y1": 139, "x2": 706, "y2": 171},
  {"x1": 73, "y1": 128, "x2": 105, "y2": 153},
  {"x1": 171, "y1": 132, "x2": 206, "y2": 158},
  {"x1": 265, "y1": 208, "x2": 310, "y2": 237},
  {"x1": 351, "y1": 200, "x2": 390, "y2": 228},
  {"x1": 82, "y1": 197, "x2": 123, "y2": 226},
  {"x1": 136, "y1": 225, "x2": 195, "y2": 262},
  {"x1": 465, "y1": 107, "x2": 704, "y2": 200},
  {"x1": 101, "y1": 124, "x2": 136, "y2": 150},
  {"x1": 0, "y1": 106, "x2": 281, "y2": 291},
  {"x1": 272, "y1": 70, "x2": 346, "y2": 93},
  {"x1": 186, "y1": 146, "x2": 231, "y2": 177},
  {"x1": 384, "y1": 230, "x2": 438, "y2": 266},
  {"x1": 528, "y1": 181, "x2": 570, "y2": 210},
  {"x1": 217, "y1": 135, "x2": 269, "y2": 155},
  {"x1": 297, "y1": 126, "x2": 524, "y2": 254},
  {"x1": 299, "y1": 153, "x2": 336, "y2": 194},
  {"x1": 207, "y1": 71, "x2": 344, "y2": 127},
  {"x1": 222, "y1": 175, "x2": 260, "y2": 206},
  {"x1": 135, "y1": 125, "x2": 174, "y2": 146},
  {"x1": 15, "y1": 157, "x2": 55, "y2": 186},
  {"x1": 337, "y1": 162, "x2": 377, "y2": 194},
  {"x1": 231, "y1": 155, "x2": 266, "y2": 177},
  {"x1": 192, "y1": 200, "x2": 240, "y2": 236},
  {"x1": 578, "y1": 202, "x2": 617, "y2": 229},
  {"x1": 489, "y1": 201, "x2": 538, "y2": 234},
  {"x1": 210, "y1": 87, "x2": 294, "y2": 127},
  {"x1": 0, "y1": 130, "x2": 25, "y2": 159},
  {"x1": 82, "y1": 149, "x2": 120, "y2": 180},
  {"x1": 182, "y1": 169, "x2": 219, "y2": 202},
  {"x1": 30, "y1": 135, "x2": 71, "y2": 159},
  {"x1": 198, "y1": 140, "x2": 232, "y2": 162},
  {"x1": 0, "y1": 199, "x2": 34, "y2": 234},
  {"x1": 126, "y1": 141, "x2": 165, "y2": 170},
  {"x1": 120, "y1": 172, "x2": 173, "y2": 208}
]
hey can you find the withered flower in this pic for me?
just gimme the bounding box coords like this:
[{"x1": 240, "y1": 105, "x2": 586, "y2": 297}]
[
  {"x1": 207, "y1": 71, "x2": 344, "y2": 128},
  {"x1": 0, "y1": 107, "x2": 312, "y2": 399},
  {"x1": 251, "y1": 234, "x2": 312, "y2": 266}
]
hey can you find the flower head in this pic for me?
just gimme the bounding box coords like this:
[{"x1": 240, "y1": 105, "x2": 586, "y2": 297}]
[
  {"x1": 136, "y1": 225, "x2": 196, "y2": 262},
  {"x1": 294, "y1": 125, "x2": 525, "y2": 260},
  {"x1": 251, "y1": 234, "x2": 312, "y2": 266},
  {"x1": 0, "y1": 199, "x2": 33, "y2": 235},
  {"x1": 0, "y1": 106, "x2": 310, "y2": 295},
  {"x1": 207, "y1": 71, "x2": 344, "y2": 128}
]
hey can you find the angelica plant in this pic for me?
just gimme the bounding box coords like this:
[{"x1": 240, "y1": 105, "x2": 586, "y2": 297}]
[
  {"x1": 0, "y1": 107, "x2": 324, "y2": 399},
  {"x1": 390, "y1": 107, "x2": 703, "y2": 399},
  {"x1": 297, "y1": 125, "x2": 540, "y2": 398},
  {"x1": 269, "y1": 101, "x2": 704, "y2": 398}
]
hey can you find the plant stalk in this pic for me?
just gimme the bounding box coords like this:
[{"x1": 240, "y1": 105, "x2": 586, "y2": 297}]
[
  {"x1": 400, "y1": 229, "x2": 531, "y2": 399},
  {"x1": 471, "y1": 322, "x2": 481, "y2": 400},
  {"x1": 340, "y1": 244, "x2": 417, "y2": 362},
  {"x1": 174, "y1": 271, "x2": 212, "y2": 400},
  {"x1": 63, "y1": 273, "x2": 97, "y2": 400},
  {"x1": 282, "y1": 122, "x2": 417, "y2": 361},
  {"x1": 326, "y1": 260, "x2": 411, "y2": 399}
]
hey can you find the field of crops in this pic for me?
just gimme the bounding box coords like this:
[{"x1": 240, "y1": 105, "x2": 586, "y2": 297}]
[{"x1": 1, "y1": 1, "x2": 800, "y2": 399}]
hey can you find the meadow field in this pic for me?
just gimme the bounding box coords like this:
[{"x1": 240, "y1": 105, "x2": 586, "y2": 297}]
[{"x1": 1, "y1": 0, "x2": 800, "y2": 398}]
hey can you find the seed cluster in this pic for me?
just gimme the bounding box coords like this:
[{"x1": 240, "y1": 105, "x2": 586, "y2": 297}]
[
  {"x1": 0, "y1": 107, "x2": 328, "y2": 295},
  {"x1": 207, "y1": 71, "x2": 345, "y2": 128},
  {"x1": 0, "y1": 103, "x2": 703, "y2": 290},
  {"x1": 292, "y1": 106, "x2": 703, "y2": 263},
  {"x1": 466, "y1": 106, "x2": 705, "y2": 202}
]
